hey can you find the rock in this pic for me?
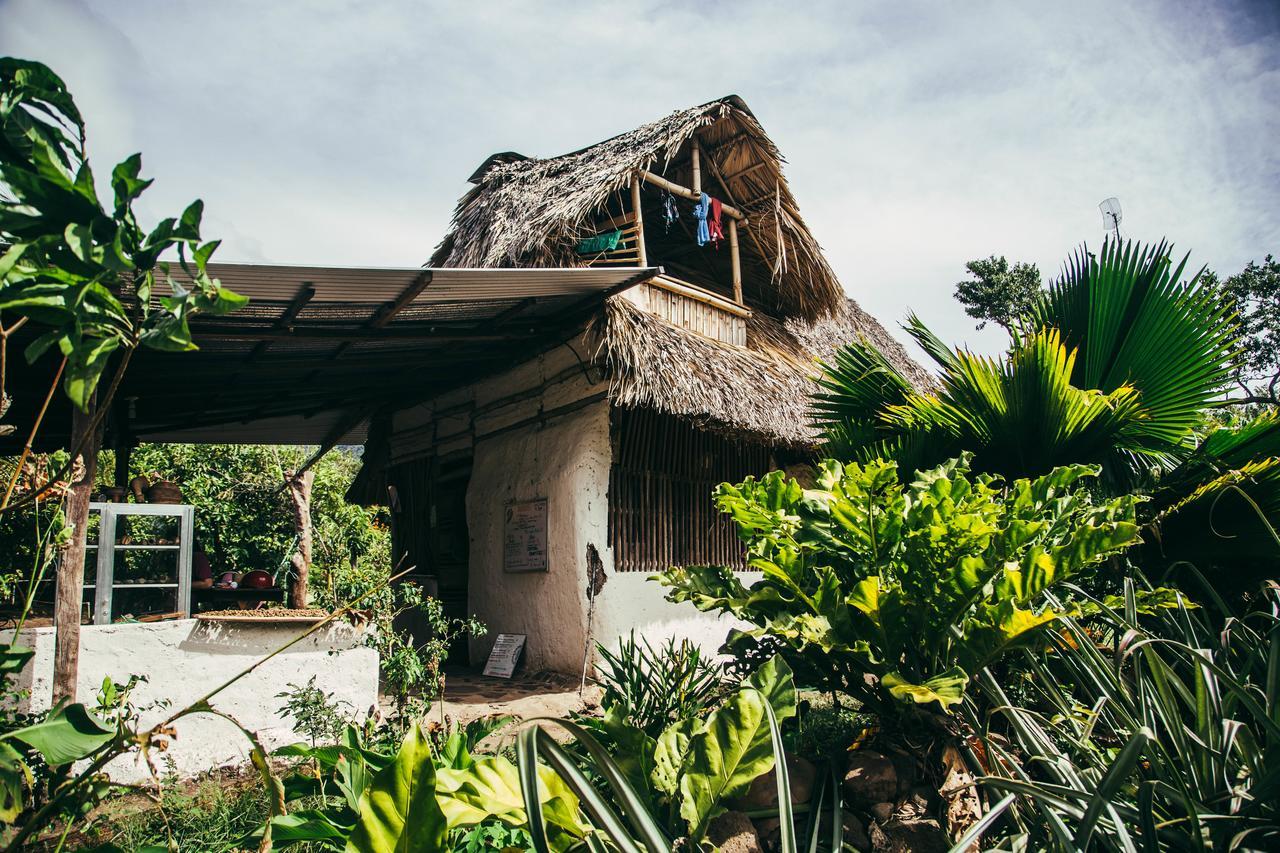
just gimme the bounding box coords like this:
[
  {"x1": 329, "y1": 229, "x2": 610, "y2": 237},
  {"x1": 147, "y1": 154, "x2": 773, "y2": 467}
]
[
  {"x1": 709, "y1": 811, "x2": 763, "y2": 853},
  {"x1": 844, "y1": 812, "x2": 872, "y2": 851},
  {"x1": 757, "y1": 811, "x2": 870, "y2": 852},
  {"x1": 885, "y1": 748, "x2": 917, "y2": 797},
  {"x1": 869, "y1": 817, "x2": 951, "y2": 853},
  {"x1": 869, "y1": 801, "x2": 895, "y2": 823},
  {"x1": 732, "y1": 754, "x2": 818, "y2": 810},
  {"x1": 843, "y1": 751, "x2": 898, "y2": 806},
  {"x1": 753, "y1": 817, "x2": 780, "y2": 850}
]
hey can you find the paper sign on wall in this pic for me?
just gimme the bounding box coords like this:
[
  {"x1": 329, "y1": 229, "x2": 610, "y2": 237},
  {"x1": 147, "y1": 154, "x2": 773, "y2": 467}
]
[
  {"x1": 483, "y1": 633, "x2": 527, "y2": 679},
  {"x1": 503, "y1": 498, "x2": 548, "y2": 572}
]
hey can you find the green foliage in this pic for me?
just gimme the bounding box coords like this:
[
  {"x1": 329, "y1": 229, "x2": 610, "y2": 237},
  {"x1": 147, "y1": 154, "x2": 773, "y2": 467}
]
[
  {"x1": 517, "y1": 657, "x2": 800, "y2": 851},
  {"x1": 278, "y1": 676, "x2": 355, "y2": 747},
  {"x1": 953, "y1": 254, "x2": 1043, "y2": 332},
  {"x1": 0, "y1": 58, "x2": 245, "y2": 411},
  {"x1": 595, "y1": 631, "x2": 723, "y2": 737},
  {"x1": 448, "y1": 821, "x2": 533, "y2": 853},
  {"x1": 659, "y1": 455, "x2": 1141, "y2": 712},
  {"x1": 818, "y1": 239, "x2": 1238, "y2": 493},
  {"x1": 91, "y1": 778, "x2": 273, "y2": 853},
  {"x1": 1204, "y1": 254, "x2": 1280, "y2": 404},
  {"x1": 970, "y1": 579, "x2": 1280, "y2": 850},
  {"x1": 346, "y1": 722, "x2": 448, "y2": 853},
  {"x1": 785, "y1": 700, "x2": 876, "y2": 763},
  {"x1": 122, "y1": 443, "x2": 385, "y2": 582}
]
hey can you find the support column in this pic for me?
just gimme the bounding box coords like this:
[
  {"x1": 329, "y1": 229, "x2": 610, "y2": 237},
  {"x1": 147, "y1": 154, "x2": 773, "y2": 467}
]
[
  {"x1": 53, "y1": 393, "x2": 99, "y2": 704},
  {"x1": 729, "y1": 218, "x2": 742, "y2": 304},
  {"x1": 691, "y1": 140, "x2": 702, "y2": 196},
  {"x1": 630, "y1": 174, "x2": 647, "y2": 266},
  {"x1": 287, "y1": 469, "x2": 314, "y2": 609}
]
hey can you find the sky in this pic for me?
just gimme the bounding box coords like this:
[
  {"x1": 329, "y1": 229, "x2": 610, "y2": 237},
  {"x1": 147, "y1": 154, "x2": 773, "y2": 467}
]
[{"x1": 2, "y1": 0, "x2": 1278, "y2": 359}]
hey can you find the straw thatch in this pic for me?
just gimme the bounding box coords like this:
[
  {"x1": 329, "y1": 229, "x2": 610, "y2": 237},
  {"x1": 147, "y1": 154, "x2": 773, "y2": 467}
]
[
  {"x1": 593, "y1": 297, "x2": 931, "y2": 448},
  {"x1": 430, "y1": 95, "x2": 844, "y2": 322}
]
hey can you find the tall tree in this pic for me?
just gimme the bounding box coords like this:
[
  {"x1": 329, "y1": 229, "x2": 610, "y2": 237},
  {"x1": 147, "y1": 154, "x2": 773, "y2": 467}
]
[
  {"x1": 1203, "y1": 255, "x2": 1280, "y2": 406},
  {"x1": 953, "y1": 255, "x2": 1043, "y2": 332}
]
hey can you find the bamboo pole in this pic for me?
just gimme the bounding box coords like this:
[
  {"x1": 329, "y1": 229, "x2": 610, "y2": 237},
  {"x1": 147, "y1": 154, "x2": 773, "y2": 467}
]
[
  {"x1": 729, "y1": 218, "x2": 742, "y2": 304},
  {"x1": 638, "y1": 170, "x2": 745, "y2": 220},
  {"x1": 630, "y1": 174, "x2": 647, "y2": 266},
  {"x1": 691, "y1": 140, "x2": 702, "y2": 196},
  {"x1": 53, "y1": 393, "x2": 99, "y2": 704}
]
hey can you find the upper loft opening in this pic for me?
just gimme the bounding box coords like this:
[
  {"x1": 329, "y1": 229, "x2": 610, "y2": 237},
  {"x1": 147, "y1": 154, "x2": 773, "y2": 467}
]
[{"x1": 430, "y1": 96, "x2": 845, "y2": 324}]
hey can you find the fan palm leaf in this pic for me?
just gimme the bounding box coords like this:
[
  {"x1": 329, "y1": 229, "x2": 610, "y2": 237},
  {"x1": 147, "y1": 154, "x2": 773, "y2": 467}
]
[{"x1": 815, "y1": 239, "x2": 1241, "y2": 491}]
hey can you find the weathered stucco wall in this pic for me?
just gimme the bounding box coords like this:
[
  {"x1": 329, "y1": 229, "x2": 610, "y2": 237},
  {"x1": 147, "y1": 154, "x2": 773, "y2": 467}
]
[
  {"x1": 466, "y1": 400, "x2": 610, "y2": 672},
  {"x1": 590, "y1": 570, "x2": 761, "y2": 662},
  {"x1": 3, "y1": 619, "x2": 377, "y2": 783},
  {"x1": 384, "y1": 335, "x2": 759, "y2": 675}
]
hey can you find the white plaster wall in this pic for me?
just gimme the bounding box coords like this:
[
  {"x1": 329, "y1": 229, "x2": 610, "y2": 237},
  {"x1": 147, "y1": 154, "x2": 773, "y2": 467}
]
[
  {"x1": 2, "y1": 619, "x2": 378, "y2": 783},
  {"x1": 591, "y1": 571, "x2": 762, "y2": 662},
  {"x1": 382, "y1": 334, "x2": 759, "y2": 676},
  {"x1": 466, "y1": 400, "x2": 610, "y2": 673}
]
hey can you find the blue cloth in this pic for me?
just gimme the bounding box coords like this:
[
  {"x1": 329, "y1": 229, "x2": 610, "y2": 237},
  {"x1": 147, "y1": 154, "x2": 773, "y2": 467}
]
[{"x1": 693, "y1": 192, "x2": 710, "y2": 246}]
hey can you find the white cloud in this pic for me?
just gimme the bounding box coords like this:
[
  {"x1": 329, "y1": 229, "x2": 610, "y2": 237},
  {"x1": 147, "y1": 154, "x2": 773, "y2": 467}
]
[{"x1": 2, "y1": 0, "x2": 1276, "y2": 361}]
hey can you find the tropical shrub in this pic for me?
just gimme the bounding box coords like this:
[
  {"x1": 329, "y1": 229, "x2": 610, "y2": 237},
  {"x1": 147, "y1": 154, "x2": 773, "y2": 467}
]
[
  {"x1": 658, "y1": 454, "x2": 1141, "y2": 713},
  {"x1": 968, "y1": 578, "x2": 1280, "y2": 850},
  {"x1": 595, "y1": 631, "x2": 723, "y2": 737},
  {"x1": 814, "y1": 238, "x2": 1280, "y2": 596},
  {"x1": 815, "y1": 239, "x2": 1236, "y2": 490},
  {"x1": 519, "y1": 656, "x2": 805, "y2": 851}
]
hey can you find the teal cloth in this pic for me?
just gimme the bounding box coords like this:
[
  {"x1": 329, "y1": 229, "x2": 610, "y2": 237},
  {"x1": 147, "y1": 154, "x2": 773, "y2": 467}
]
[{"x1": 576, "y1": 229, "x2": 626, "y2": 255}]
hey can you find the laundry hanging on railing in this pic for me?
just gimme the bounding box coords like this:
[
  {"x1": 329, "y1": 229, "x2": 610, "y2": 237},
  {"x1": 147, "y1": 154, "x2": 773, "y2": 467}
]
[
  {"x1": 662, "y1": 190, "x2": 679, "y2": 233},
  {"x1": 708, "y1": 197, "x2": 725, "y2": 248},
  {"x1": 693, "y1": 193, "x2": 711, "y2": 246},
  {"x1": 575, "y1": 229, "x2": 626, "y2": 255}
]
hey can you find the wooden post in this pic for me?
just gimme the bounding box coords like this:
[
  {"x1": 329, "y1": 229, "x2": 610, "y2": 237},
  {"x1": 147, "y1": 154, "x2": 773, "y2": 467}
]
[
  {"x1": 729, "y1": 218, "x2": 742, "y2": 304},
  {"x1": 53, "y1": 394, "x2": 99, "y2": 704},
  {"x1": 691, "y1": 140, "x2": 702, "y2": 196},
  {"x1": 113, "y1": 441, "x2": 132, "y2": 490},
  {"x1": 630, "y1": 173, "x2": 647, "y2": 266},
  {"x1": 286, "y1": 469, "x2": 314, "y2": 608}
]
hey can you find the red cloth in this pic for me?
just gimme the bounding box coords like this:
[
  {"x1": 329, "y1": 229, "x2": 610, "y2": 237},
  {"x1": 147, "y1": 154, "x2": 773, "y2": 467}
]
[
  {"x1": 193, "y1": 551, "x2": 213, "y2": 581},
  {"x1": 709, "y1": 197, "x2": 725, "y2": 246}
]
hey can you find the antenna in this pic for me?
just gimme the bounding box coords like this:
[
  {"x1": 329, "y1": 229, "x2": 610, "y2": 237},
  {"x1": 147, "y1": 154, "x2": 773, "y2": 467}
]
[{"x1": 1099, "y1": 197, "x2": 1122, "y2": 240}]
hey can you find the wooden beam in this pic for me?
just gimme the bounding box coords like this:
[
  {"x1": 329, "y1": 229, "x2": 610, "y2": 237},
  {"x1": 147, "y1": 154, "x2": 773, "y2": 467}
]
[
  {"x1": 198, "y1": 282, "x2": 316, "y2": 420},
  {"x1": 189, "y1": 326, "x2": 528, "y2": 343},
  {"x1": 54, "y1": 393, "x2": 99, "y2": 703},
  {"x1": 724, "y1": 160, "x2": 768, "y2": 183},
  {"x1": 638, "y1": 170, "x2": 745, "y2": 220},
  {"x1": 370, "y1": 269, "x2": 433, "y2": 329},
  {"x1": 490, "y1": 297, "x2": 537, "y2": 325},
  {"x1": 630, "y1": 174, "x2": 647, "y2": 267}
]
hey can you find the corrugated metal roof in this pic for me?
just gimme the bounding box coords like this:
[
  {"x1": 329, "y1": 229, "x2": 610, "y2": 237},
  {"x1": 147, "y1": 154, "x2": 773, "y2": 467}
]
[{"x1": 4, "y1": 263, "x2": 658, "y2": 451}]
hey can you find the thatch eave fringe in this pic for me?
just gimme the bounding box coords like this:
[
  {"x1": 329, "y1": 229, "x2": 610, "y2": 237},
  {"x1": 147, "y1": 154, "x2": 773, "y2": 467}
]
[{"x1": 591, "y1": 297, "x2": 931, "y2": 448}]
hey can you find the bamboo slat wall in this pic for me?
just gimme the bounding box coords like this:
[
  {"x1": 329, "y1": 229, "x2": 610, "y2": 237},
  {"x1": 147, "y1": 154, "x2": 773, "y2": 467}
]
[{"x1": 609, "y1": 407, "x2": 769, "y2": 573}]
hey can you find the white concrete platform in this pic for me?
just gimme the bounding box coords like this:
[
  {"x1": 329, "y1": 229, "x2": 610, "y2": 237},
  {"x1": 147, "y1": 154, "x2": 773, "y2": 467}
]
[{"x1": 2, "y1": 618, "x2": 378, "y2": 783}]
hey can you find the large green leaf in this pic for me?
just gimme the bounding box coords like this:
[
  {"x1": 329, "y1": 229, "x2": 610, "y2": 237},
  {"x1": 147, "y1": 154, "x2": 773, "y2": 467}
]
[
  {"x1": 882, "y1": 668, "x2": 969, "y2": 708},
  {"x1": 678, "y1": 687, "x2": 777, "y2": 840},
  {"x1": 5, "y1": 702, "x2": 114, "y2": 765},
  {"x1": 345, "y1": 723, "x2": 446, "y2": 853},
  {"x1": 435, "y1": 754, "x2": 585, "y2": 837},
  {"x1": 652, "y1": 715, "x2": 699, "y2": 797}
]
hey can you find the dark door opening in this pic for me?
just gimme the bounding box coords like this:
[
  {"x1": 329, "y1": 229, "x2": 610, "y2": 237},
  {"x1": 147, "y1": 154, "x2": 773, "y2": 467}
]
[
  {"x1": 389, "y1": 455, "x2": 472, "y2": 670},
  {"x1": 429, "y1": 457, "x2": 472, "y2": 668}
]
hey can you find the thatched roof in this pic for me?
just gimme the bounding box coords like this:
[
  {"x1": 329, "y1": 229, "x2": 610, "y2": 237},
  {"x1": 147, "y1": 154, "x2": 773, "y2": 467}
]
[
  {"x1": 593, "y1": 297, "x2": 930, "y2": 448},
  {"x1": 430, "y1": 95, "x2": 844, "y2": 322}
]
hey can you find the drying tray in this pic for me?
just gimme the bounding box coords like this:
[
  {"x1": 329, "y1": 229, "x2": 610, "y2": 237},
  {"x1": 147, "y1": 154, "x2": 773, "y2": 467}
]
[{"x1": 195, "y1": 608, "x2": 330, "y2": 624}]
